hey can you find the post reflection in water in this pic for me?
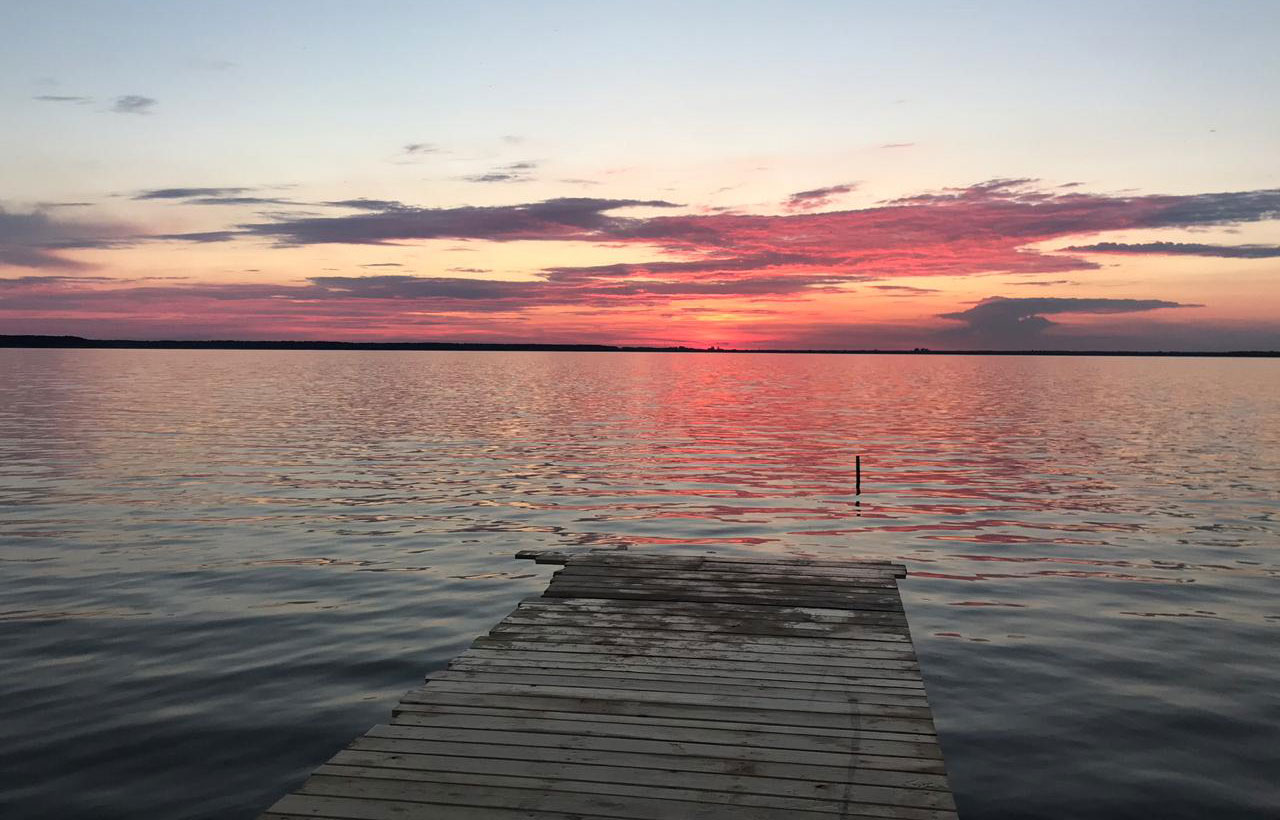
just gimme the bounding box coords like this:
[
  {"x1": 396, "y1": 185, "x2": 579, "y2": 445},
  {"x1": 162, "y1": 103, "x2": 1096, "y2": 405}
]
[{"x1": 0, "y1": 349, "x2": 1277, "y2": 819}]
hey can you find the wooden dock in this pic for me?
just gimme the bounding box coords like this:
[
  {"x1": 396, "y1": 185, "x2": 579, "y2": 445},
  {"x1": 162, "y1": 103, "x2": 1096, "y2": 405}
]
[{"x1": 259, "y1": 551, "x2": 956, "y2": 819}]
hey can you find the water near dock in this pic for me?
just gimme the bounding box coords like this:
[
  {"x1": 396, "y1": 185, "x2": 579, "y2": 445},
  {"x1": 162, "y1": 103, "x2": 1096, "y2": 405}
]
[{"x1": 1, "y1": 349, "x2": 1278, "y2": 819}]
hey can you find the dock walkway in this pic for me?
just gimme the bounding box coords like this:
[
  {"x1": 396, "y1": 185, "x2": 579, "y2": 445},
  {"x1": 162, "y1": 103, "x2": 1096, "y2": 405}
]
[{"x1": 260, "y1": 551, "x2": 956, "y2": 819}]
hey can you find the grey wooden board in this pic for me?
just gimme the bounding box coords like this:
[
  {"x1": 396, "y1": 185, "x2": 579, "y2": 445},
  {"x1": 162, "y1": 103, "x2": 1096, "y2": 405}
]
[
  {"x1": 466, "y1": 641, "x2": 919, "y2": 679},
  {"x1": 427, "y1": 669, "x2": 930, "y2": 706},
  {"x1": 494, "y1": 612, "x2": 910, "y2": 640},
  {"x1": 464, "y1": 639, "x2": 921, "y2": 669},
  {"x1": 263, "y1": 804, "x2": 599, "y2": 820},
  {"x1": 482, "y1": 624, "x2": 913, "y2": 649},
  {"x1": 490, "y1": 617, "x2": 911, "y2": 640},
  {"x1": 258, "y1": 551, "x2": 954, "y2": 820},
  {"x1": 555, "y1": 552, "x2": 906, "y2": 573},
  {"x1": 401, "y1": 682, "x2": 933, "y2": 720},
  {"x1": 565, "y1": 562, "x2": 910, "y2": 581},
  {"x1": 498, "y1": 610, "x2": 914, "y2": 635},
  {"x1": 570, "y1": 554, "x2": 905, "y2": 568},
  {"x1": 363, "y1": 723, "x2": 947, "y2": 779},
  {"x1": 517, "y1": 596, "x2": 909, "y2": 621},
  {"x1": 558, "y1": 562, "x2": 900, "y2": 580},
  {"x1": 556, "y1": 564, "x2": 901, "y2": 586},
  {"x1": 486, "y1": 610, "x2": 919, "y2": 637},
  {"x1": 503, "y1": 607, "x2": 910, "y2": 631},
  {"x1": 520, "y1": 552, "x2": 911, "y2": 581},
  {"x1": 392, "y1": 692, "x2": 940, "y2": 736},
  {"x1": 387, "y1": 711, "x2": 943, "y2": 758},
  {"x1": 549, "y1": 565, "x2": 902, "y2": 586},
  {"x1": 280, "y1": 778, "x2": 957, "y2": 820},
  {"x1": 302, "y1": 772, "x2": 890, "y2": 813},
  {"x1": 389, "y1": 703, "x2": 941, "y2": 746},
  {"x1": 542, "y1": 587, "x2": 907, "y2": 611},
  {"x1": 353, "y1": 729, "x2": 950, "y2": 791},
  {"x1": 540, "y1": 585, "x2": 906, "y2": 608},
  {"x1": 543, "y1": 585, "x2": 903, "y2": 603},
  {"x1": 447, "y1": 656, "x2": 927, "y2": 688},
  {"x1": 650, "y1": 562, "x2": 903, "y2": 578},
  {"x1": 318, "y1": 752, "x2": 957, "y2": 813},
  {"x1": 546, "y1": 575, "x2": 906, "y2": 599},
  {"x1": 515, "y1": 599, "x2": 909, "y2": 622},
  {"x1": 310, "y1": 764, "x2": 933, "y2": 818},
  {"x1": 451, "y1": 645, "x2": 924, "y2": 674}
]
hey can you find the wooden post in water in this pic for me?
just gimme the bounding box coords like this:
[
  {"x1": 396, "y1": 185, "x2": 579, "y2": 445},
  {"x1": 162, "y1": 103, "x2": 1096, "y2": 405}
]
[{"x1": 856, "y1": 454, "x2": 862, "y2": 495}]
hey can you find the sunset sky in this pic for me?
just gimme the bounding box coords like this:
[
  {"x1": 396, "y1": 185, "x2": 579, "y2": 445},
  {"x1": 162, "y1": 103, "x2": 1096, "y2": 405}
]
[{"x1": 2, "y1": 0, "x2": 1278, "y2": 349}]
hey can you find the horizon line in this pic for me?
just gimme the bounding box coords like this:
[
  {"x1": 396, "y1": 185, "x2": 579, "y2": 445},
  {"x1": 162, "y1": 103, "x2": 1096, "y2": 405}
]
[{"x1": 2, "y1": 334, "x2": 1277, "y2": 358}]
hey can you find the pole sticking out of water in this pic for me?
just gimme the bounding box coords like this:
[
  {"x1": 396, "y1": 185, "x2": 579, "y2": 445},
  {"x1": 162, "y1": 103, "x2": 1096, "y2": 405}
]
[{"x1": 856, "y1": 454, "x2": 862, "y2": 495}]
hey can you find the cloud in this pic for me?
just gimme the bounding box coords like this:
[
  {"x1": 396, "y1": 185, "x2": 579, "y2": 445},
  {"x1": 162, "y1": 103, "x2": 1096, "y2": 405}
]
[
  {"x1": 0, "y1": 268, "x2": 849, "y2": 321},
  {"x1": 239, "y1": 197, "x2": 680, "y2": 245},
  {"x1": 1, "y1": 206, "x2": 136, "y2": 269},
  {"x1": 190, "y1": 179, "x2": 1280, "y2": 302},
  {"x1": 132, "y1": 187, "x2": 301, "y2": 208},
  {"x1": 150, "y1": 230, "x2": 240, "y2": 243},
  {"x1": 403, "y1": 143, "x2": 439, "y2": 155},
  {"x1": 0, "y1": 274, "x2": 188, "y2": 289},
  {"x1": 307, "y1": 275, "x2": 528, "y2": 302},
  {"x1": 4, "y1": 272, "x2": 1271, "y2": 350},
  {"x1": 542, "y1": 252, "x2": 831, "y2": 284},
  {"x1": 17, "y1": 179, "x2": 1277, "y2": 345},
  {"x1": 1140, "y1": 189, "x2": 1280, "y2": 227},
  {"x1": 325, "y1": 198, "x2": 410, "y2": 211},
  {"x1": 463, "y1": 161, "x2": 540, "y2": 183},
  {"x1": 870, "y1": 285, "x2": 938, "y2": 294},
  {"x1": 135, "y1": 187, "x2": 253, "y2": 200},
  {"x1": 784, "y1": 182, "x2": 858, "y2": 212},
  {"x1": 0, "y1": 275, "x2": 116, "y2": 287},
  {"x1": 880, "y1": 143, "x2": 915, "y2": 149},
  {"x1": 303, "y1": 270, "x2": 844, "y2": 306},
  {"x1": 1004, "y1": 279, "x2": 1077, "y2": 287},
  {"x1": 1063, "y1": 241, "x2": 1280, "y2": 258},
  {"x1": 184, "y1": 196, "x2": 296, "y2": 206},
  {"x1": 111, "y1": 95, "x2": 156, "y2": 114},
  {"x1": 465, "y1": 172, "x2": 526, "y2": 183},
  {"x1": 33, "y1": 95, "x2": 92, "y2": 104},
  {"x1": 939, "y1": 296, "x2": 1197, "y2": 343}
]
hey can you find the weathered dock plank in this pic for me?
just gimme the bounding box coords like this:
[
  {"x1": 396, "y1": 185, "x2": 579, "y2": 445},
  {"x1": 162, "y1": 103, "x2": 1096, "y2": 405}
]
[{"x1": 258, "y1": 551, "x2": 956, "y2": 819}]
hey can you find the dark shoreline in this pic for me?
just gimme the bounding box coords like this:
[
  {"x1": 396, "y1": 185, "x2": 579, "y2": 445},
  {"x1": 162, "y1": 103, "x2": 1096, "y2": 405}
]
[{"x1": 1, "y1": 334, "x2": 1276, "y2": 357}]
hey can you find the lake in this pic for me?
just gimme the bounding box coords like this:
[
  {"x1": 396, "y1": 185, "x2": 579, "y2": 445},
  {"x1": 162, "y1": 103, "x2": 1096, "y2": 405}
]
[{"x1": 1, "y1": 349, "x2": 1277, "y2": 819}]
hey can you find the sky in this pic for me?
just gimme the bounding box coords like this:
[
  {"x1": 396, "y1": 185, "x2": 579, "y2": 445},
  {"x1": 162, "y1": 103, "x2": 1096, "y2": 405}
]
[{"x1": 2, "y1": 0, "x2": 1278, "y2": 350}]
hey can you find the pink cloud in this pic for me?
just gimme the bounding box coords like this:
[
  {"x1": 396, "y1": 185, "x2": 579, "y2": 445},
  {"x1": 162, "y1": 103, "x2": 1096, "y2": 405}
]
[
  {"x1": 783, "y1": 182, "x2": 859, "y2": 212},
  {"x1": 4, "y1": 179, "x2": 1279, "y2": 347}
]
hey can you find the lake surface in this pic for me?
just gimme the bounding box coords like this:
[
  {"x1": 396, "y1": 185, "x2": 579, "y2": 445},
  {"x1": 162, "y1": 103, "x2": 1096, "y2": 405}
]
[{"x1": 1, "y1": 349, "x2": 1277, "y2": 819}]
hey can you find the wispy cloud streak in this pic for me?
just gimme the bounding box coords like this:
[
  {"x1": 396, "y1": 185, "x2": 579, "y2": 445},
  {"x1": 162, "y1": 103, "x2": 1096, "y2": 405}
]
[
  {"x1": 111, "y1": 95, "x2": 156, "y2": 114},
  {"x1": 784, "y1": 182, "x2": 858, "y2": 211},
  {"x1": 1064, "y1": 241, "x2": 1280, "y2": 258}
]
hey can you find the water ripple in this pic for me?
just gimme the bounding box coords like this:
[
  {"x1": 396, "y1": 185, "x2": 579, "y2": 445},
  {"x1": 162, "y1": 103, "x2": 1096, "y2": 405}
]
[{"x1": 1, "y1": 349, "x2": 1278, "y2": 819}]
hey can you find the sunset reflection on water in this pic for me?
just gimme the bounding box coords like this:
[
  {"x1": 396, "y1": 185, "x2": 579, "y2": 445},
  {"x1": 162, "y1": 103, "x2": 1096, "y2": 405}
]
[{"x1": 1, "y1": 349, "x2": 1278, "y2": 819}]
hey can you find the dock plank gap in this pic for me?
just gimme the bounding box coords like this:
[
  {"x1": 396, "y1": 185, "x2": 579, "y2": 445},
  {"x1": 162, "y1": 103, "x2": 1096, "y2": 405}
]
[{"x1": 260, "y1": 551, "x2": 957, "y2": 819}]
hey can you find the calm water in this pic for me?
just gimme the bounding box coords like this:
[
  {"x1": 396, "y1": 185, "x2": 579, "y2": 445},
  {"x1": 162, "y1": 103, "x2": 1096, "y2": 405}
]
[{"x1": 1, "y1": 349, "x2": 1277, "y2": 819}]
